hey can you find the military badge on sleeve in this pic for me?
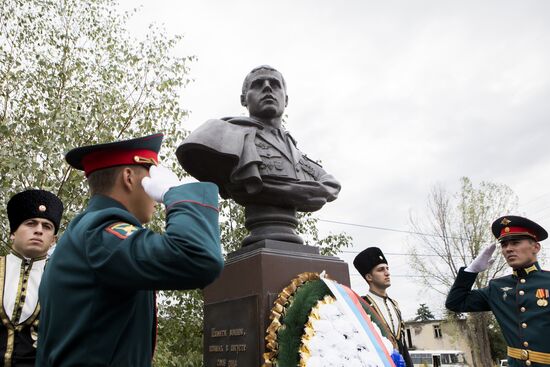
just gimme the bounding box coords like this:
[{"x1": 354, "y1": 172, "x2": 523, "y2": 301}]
[{"x1": 105, "y1": 222, "x2": 139, "y2": 239}]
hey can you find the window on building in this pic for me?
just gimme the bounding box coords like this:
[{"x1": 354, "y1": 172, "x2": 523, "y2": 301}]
[
  {"x1": 406, "y1": 328, "x2": 413, "y2": 348},
  {"x1": 410, "y1": 353, "x2": 431, "y2": 365},
  {"x1": 433, "y1": 324, "x2": 442, "y2": 338}
]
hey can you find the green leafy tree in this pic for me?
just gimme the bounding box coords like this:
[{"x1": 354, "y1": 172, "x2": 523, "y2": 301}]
[
  {"x1": 409, "y1": 177, "x2": 517, "y2": 366},
  {"x1": 414, "y1": 303, "x2": 435, "y2": 322},
  {"x1": 0, "y1": 0, "x2": 192, "y2": 250},
  {"x1": 0, "y1": 0, "x2": 198, "y2": 365}
]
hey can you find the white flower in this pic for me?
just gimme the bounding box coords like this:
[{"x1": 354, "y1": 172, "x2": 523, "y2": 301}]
[
  {"x1": 304, "y1": 356, "x2": 324, "y2": 367},
  {"x1": 301, "y1": 297, "x2": 393, "y2": 367},
  {"x1": 311, "y1": 319, "x2": 334, "y2": 333},
  {"x1": 333, "y1": 318, "x2": 354, "y2": 335},
  {"x1": 318, "y1": 303, "x2": 341, "y2": 319}
]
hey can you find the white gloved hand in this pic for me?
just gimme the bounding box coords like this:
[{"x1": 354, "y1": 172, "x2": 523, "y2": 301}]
[
  {"x1": 141, "y1": 165, "x2": 182, "y2": 203},
  {"x1": 465, "y1": 243, "x2": 496, "y2": 273}
]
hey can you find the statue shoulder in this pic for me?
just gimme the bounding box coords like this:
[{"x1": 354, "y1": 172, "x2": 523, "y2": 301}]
[
  {"x1": 221, "y1": 116, "x2": 265, "y2": 129},
  {"x1": 190, "y1": 118, "x2": 259, "y2": 138}
]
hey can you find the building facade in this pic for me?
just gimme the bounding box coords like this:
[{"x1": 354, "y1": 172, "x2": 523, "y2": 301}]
[{"x1": 404, "y1": 319, "x2": 474, "y2": 366}]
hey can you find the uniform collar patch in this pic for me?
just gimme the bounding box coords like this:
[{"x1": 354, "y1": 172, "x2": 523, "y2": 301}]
[{"x1": 513, "y1": 263, "x2": 540, "y2": 277}]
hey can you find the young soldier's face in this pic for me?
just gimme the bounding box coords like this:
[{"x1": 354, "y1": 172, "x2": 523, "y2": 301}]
[
  {"x1": 11, "y1": 218, "x2": 56, "y2": 258},
  {"x1": 366, "y1": 263, "x2": 391, "y2": 289},
  {"x1": 500, "y1": 238, "x2": 540, "y2": 268}
]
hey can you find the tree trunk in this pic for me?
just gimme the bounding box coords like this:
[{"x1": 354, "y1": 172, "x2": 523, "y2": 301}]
[{"x1": 466, "y1": 313, "x2": 494, "y2": 366}]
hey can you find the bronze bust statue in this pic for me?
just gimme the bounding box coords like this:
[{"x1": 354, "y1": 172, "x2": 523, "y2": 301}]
[{"x1": 177, "y1": 65, "x2": 340, "y2": 246}]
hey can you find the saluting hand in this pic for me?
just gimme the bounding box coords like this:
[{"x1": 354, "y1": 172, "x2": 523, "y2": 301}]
[
  {"x1": 465, "y1": 243, "x2": 497, "y2": 273},
  {"x1": 141, "y1": 165, "x2": 182, "y2": 203}
]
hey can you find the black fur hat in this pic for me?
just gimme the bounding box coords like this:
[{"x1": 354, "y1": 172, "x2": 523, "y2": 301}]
[
  {"x1": 7, "y1": 189, "x2": 64, "y2": 234},
  {"x1": 353, "y1": 247, "x2": 388, "y2": 277}
]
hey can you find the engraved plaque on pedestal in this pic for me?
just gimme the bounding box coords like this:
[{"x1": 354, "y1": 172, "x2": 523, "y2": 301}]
[{"x1": 204, "y1": 296, "x2": 259, "y2": 367}]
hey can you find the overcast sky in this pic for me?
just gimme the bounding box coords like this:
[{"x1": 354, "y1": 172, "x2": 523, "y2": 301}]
[{"x1": 118, "y1": 0, "x2": 550, "y2": 318}]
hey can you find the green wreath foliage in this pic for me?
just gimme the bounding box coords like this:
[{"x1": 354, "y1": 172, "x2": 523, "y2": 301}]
[{"x1": 276, "y1": 280, "x2": 331, "y2": 366}]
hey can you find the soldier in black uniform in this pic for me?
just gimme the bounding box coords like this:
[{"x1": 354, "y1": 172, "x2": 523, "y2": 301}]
[
  {"x1": 446, "y1": 215, "x2": 550, "y2": 366},
  {"x1": 0, "y1": 189, "x2": 63, "y2": 367},
  {"x1": 354, "y1": 247, "x2": 413, "y2": 367}
]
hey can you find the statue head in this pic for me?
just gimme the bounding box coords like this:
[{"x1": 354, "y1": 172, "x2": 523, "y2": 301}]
[{"x1": 240, "y1": 65, "x2": 288, "y2": 120}]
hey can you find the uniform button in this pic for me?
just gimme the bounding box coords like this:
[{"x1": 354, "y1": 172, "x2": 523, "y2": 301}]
[
  {"x1": 524, "y1": 341, "x2": 529, "y2": 347},
  {"x1": 519, "y1": 290, "x2": 525, "y2": 296},
  {"x1": 295, "y1": 168, "x2": 300, "y2": 172},
  {"x1": 526, "y1": 360, "x2": 531, "y2": 366},
  {"x1": 522, "y1": 323, "x2": 527, "y2": 328},
  {"x1": 521, "y1": 307, "x2": 526, "y2": 312},
  {"x1": 520, "y1": 278, "x2": 526, "y2": 284}
]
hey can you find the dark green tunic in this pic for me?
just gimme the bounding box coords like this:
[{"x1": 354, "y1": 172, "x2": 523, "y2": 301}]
[
  {"x1": 36, "y1": 183, "x2": 223, "y2": 367},
  {"x1": 446, "y1": 263, "x2": 550, "y2": 367}
]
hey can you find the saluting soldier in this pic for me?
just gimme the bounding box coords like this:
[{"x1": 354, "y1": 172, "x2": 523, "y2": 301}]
[
  {"x1": 36, "y1": 134, "x2": 224, "y2": 367},
  {"x1": 1, "y1": 189, "x2": 63, "y2": 367},
  {"x1": 446, "y1": 215, "x2": 550, "y2": 366},
  {"x1": 354, "y1": 247, "x2": 413, "y2": 367}
]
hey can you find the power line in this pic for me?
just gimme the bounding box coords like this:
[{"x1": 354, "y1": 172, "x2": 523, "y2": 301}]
[
  {"x1": 519, "y1": 191, "x2": 550, "y2": 209},
  {"x1": 319, "y1": 218, "x2": 469, "y2": 241},
  {"x1": 317, "y1": 219, "x2": 550, "y2": 260},
  {"x1": 533, "y1": 214, "x2": 550, "y2": 223},
  {"x1": 340, "y1": 250, "x2": 474, "y2": 258},
  {"x1": 340, "y1": 246, "x2": 550, "y2": 261},
  {"x1": 527, "y1": 204, "x2": 550, "y2": 217},
  {"x1": 350, "y1": 273, "x2": 424, "y2": 278}
]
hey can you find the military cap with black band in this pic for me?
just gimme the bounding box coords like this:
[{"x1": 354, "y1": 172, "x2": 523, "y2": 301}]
[
  {"x1": 7, "y1": 189, "x2": 64, "y2": 234},
  {"x1": 65, "y1": 133, "x2": 163, "y2": 176},
  {"x1": 353, "y1": 247, "x2": 388, "y2": 277},
  {"x1": 491, "y1": 215, "x2": 548, "y2": 243}
]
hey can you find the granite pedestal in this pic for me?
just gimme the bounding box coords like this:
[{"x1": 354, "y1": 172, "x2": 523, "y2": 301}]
[{"x1": 203, "y1": 240, "x2": 350, "y2": 367}]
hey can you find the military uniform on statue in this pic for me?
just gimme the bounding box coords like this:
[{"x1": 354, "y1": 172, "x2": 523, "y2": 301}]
[
  {"x1": 0, "y1": 190, "x2": 63, "y2": 367},
  {"x1": 354, "y1": 247, "x2": 413, "y2": 367},
  {"x1": 176, "y1": 65, "x2": 340, "y2": 214},
  {"x1": 447, "y1": 216, "x2": 550, "y2": 367}
]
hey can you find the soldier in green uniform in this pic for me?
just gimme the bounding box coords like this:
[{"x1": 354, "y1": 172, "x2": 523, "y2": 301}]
[
  {"x1": 0, "y1": 190, "x2": 63, "y2": 367},
  {"x1": 36, "y1": 133, "x2": 224, "y2": 367},
  {"x1": 446, "y1": 215, "x2": 550, "y2": 366}
]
